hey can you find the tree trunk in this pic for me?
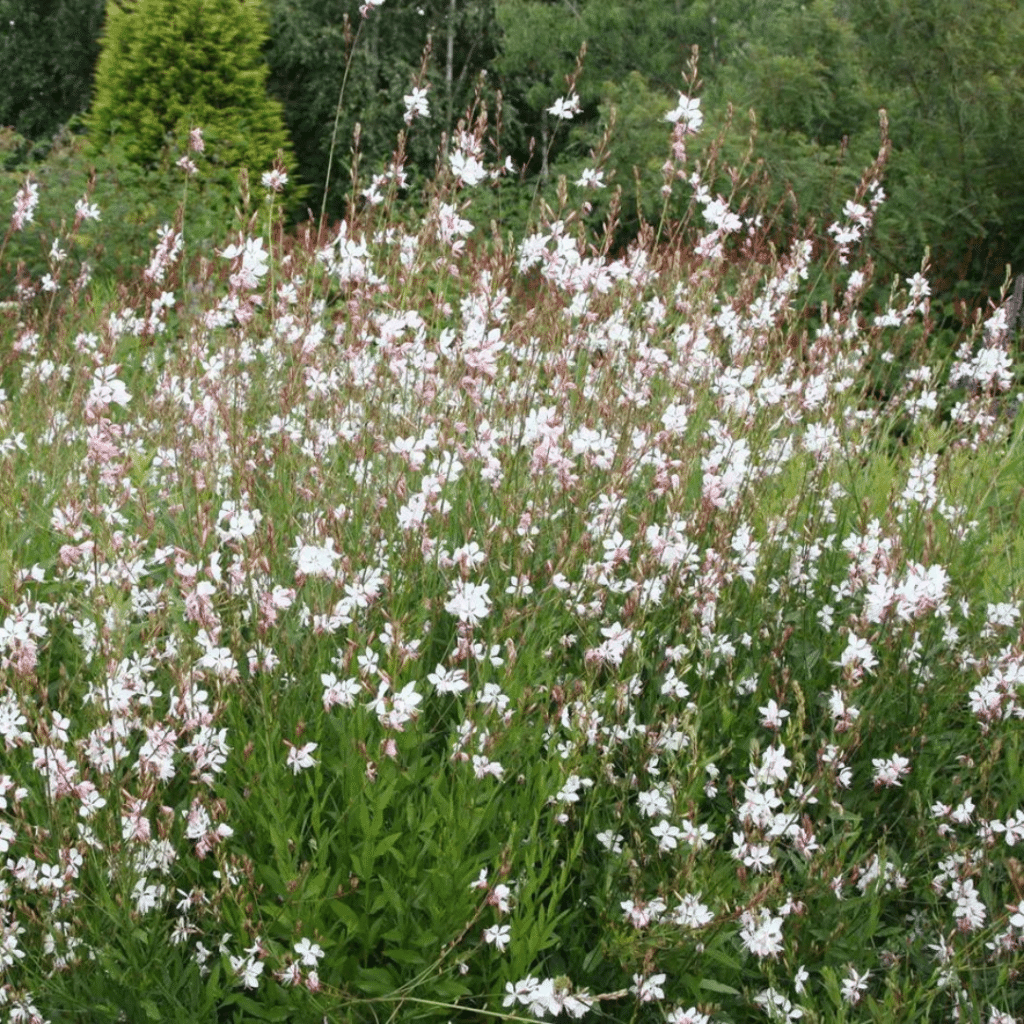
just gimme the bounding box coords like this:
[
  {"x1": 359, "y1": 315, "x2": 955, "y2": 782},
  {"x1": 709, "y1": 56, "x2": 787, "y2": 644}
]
[
  {"x1": 446, "y1": 0, "x2": 456, "y2": 128},
  {"x1": 540, "y1": 107, "x2": 549, "y2": 180}
]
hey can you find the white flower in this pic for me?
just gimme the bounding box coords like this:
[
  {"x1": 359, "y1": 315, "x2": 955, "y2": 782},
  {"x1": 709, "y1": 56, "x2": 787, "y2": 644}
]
[
  {"x1": 575, "y1": 167, "x2": 605, "y2": 189},
  {"x1": 637, "y1": 788, "x2": 671, "y2": 818},
  {"x1": 89, "y1": 364, "x2": 131, "y2": 408},
  {"x1": 840, "y1": 634, "x2": 877, "y2": 674},
  {"x1": 651, "y1": 819, "x2": 682, "y2": 851},
  {"x1": 472, "y1": 754, "x2": 504, "y2": 780},
  {"x1": 794, "y1": 965, "x2": 809, "y2": 995},
  {"x1": 197, "y1": 645, "x2": 237, "y2": 678},
  {"x1": 665, "y1": 94, "x2": 703, "y2": 132},
  {"x1": 988, "y1": 1009, "x2": 1017, "y2": 1024},
  {"x1": 840, "y1": 967, "x2": 870, "y2": 1005},
  {"x1": 871, "y1": 753, "x2": 910, "y2": 788},
  {"x1": 759, "y1": 699, "x2": 790, "y2": 730},
  {"x1": 12, "y1": 177, "x2": 39, "y2": 229},
  {"x1": 505, "y1": 575, "x2": 533, "y2": 597},
  {"x1": 631, "y1": 972, "x2": 666, "y2": 1003},
  {"x1": 293, "y1": 539, "x2": 340, "y2": 578},
  {"x1": 230, "y1": 954, "x2": 264, "y2": 989},
  {"x1": 661, "y1": 402, "x2": 689, "y2": 434},
  {"x1": 702, "y1": 196, "x2": 741, "y2": 233},
  {"x1": 436, "y1": 201, "x2": 473, "y2": 242},
  {"x1": 38, "y1": 863, "x2": 64, "y2": 891},
  {"x1": 403, "y1": 86, "x2": 430, "y2": 124},
  {"x1": 483, "y1": 924, "x2": 511, "y2": 951},
  {"x1": 547, "y1": 93, "x2": 581, "y2": 120},
  {"x1": 391, "y1": 680, "x2": 422, "y2": 721},
  {"x1": 450, "y1": 149, "x2": 487, "y2": 187},
  {"x1": 294, "y1": 938, "x2": 325, "y2": 966},
  {"x1": 221, "y1": 236, "x2": 269, "y2": 290},
  {"x1": 78, "y1": 787, "x2": 107, "y2": 818},
  {"x1": 261, "y1": 168, "x2": 289, "y2": 192},
  {"x1": 321, "y1": 673, "x2": 361, "y2": 711},
  {"x1": 444, "y1": 579, "x2": 492, "y2": 626},
  {"x1": 488, "y1": 883, "x2": 511, "y2": 913},
  {"x1": 739, "y1": 908, "x2": 785, "y2": 959},
  {"x1": 503, "y1": 976, "x2": 540, "y2": 1009},
  {"x1": 286, "y1": 741, "x2": 318, "y2": 774},
  {"x1": 621, "y1": 897, "x2": 665, "y2": 929},
  {"x1": 671, "y1": 893, "x2": 714, "y2": 929},
  {"x1": 427, "y1": 665, "x2": 470, "y2": 695},
  {"x1": 596, "y1": 830, "x2": 623, "y2": 853},
  {"x1": 75, "y1": 197, "x2": 101, "y2": 222},
  {"x1": 132, "y1": 878, "x2": 166, "y2": 914},
  {"x1": 667, "y1": 1008, "x2": 711, "y2": 1024},
  {"x1": 679, "y1": 819, "x2": 715, "y2": 850},
  {"x1": 753, "y1": 988, "x2": 803, "y2": 1023},
  {"x1": 949, "y1": 878, "x2": 987, "y2": 930}
]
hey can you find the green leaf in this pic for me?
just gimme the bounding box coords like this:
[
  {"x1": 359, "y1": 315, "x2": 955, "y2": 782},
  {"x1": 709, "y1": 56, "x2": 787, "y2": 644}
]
[
  {"x1": 378, "y1": 874, "x2": 405, "y2": 917},
  {"x1": 355, "y1": 966, "x2": 397, "y2": 996},
  {"x1": 358, "y1": 795, "x2": 371, "y2": 840},
  {"x1": 433, "y1": 977, "x2": 474, "y2": 1000},
  {"x1": 700, "y1": 978, "x2": 742, "y2": 996},
  {"x1": 257, "y1": 863, "x2": 286, "y2": 898},
  {"x1": 376, "y1": 831, "x2": 404, "y2": 862},
  {"x1": 88, "y1": 0, "x2": 293, "y2": 181},
  {"x1": 222, "y1": 994, "x2": 291, "y2": 1021},
  {"x1": 328, "y1": 899, "x2": 362, "y2": 935},
  {"x1": 384, "y1": 947, "x2": 424, "y2": 966},
  {"x1": 302, "y1": 870, "x2": 328, "y2": 901}
]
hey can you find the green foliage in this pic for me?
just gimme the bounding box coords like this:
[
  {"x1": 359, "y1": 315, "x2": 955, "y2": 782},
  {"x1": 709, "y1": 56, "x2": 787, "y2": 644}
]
[
  {"x1": 494, "y1": 0, "x2": 747, "y2": 122},
  {"x1": 88, "y1": 0, "x2": 292, "y2": 182},
  {"x1": 493, "y1": 0, "x2": 581, "y2": 113},
  {"x1": 847, "y1": 0, "x2": 1024, "y2": 298},
  {"x1": 493, "y1": 0, "x2": 704, "y2": 180},
  {"x1": 0, "y1": 129, "x2": 245, "y2": 299},
  {"x1": 264, "y1": 0, "x2": 501, "y2": 225},
  {"x1": 0, "y1": 0, "x2": 106, "y2": 145},
  {"x1": 484, "y1": 0, "x2": 1024, "y2": 304},
  {"x1": 703, "y1": 0, "x2": 1024, "y2": 301},
  {"x1": 565, "y1": 71, "x2": 676, "y2": 240},
  {"x1": 714, "y1": 0, "x2": 877, "y2": 147}
]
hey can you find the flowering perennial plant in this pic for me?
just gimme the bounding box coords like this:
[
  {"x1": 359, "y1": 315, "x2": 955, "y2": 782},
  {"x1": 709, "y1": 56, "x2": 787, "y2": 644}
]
[{"x1": 0, "y1": 55, "x2": 1022, "y2": 1024}]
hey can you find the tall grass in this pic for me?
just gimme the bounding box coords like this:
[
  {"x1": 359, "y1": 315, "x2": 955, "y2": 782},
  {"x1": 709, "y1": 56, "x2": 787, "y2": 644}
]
[{"x1": 0, "y1": 62, "x2": 1022, "y2": 1024}]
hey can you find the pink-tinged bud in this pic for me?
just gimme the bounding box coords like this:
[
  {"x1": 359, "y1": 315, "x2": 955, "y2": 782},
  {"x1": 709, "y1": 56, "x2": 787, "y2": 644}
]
[
  {"x1": 59, "y1": 544, "x2": 83, "y2": 567},
  {"x1": 261, "y1": 167, "x2": 288, "y2": 192},
  {"x1": 11, "y1": 177, "x2": 39, "y2": 230}
]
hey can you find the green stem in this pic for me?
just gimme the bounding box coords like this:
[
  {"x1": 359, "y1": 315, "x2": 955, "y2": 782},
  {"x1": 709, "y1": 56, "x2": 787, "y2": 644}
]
[{"x1": 320, "y1": 19, "x2": 366, "y2": 243}]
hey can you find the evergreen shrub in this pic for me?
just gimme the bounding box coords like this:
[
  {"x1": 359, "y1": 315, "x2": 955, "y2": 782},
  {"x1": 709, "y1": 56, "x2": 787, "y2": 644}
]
[{"x1": 88, "y1": 0, "x2": 293, "y2": 184}]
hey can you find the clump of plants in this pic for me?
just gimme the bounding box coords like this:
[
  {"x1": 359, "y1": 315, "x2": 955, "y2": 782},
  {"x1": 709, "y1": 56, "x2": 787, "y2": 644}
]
[{"x1": 0, "y1": 32, "x2": 1022, "y2": 1024}]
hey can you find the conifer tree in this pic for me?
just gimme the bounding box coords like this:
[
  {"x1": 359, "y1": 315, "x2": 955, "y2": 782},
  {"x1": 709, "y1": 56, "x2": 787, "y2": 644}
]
[{"x1": 88, "y1": 0, "x2": 292, "y2": 180}]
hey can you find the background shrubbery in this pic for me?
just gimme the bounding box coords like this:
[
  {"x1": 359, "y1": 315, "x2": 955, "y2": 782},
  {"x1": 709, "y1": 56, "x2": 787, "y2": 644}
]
[
  {"x1": 0, "y1": 126, "x2": 247, "y2": 298},
  {"x1": 3, "y1": 0, "x2": 1024, "y2": 309}
]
